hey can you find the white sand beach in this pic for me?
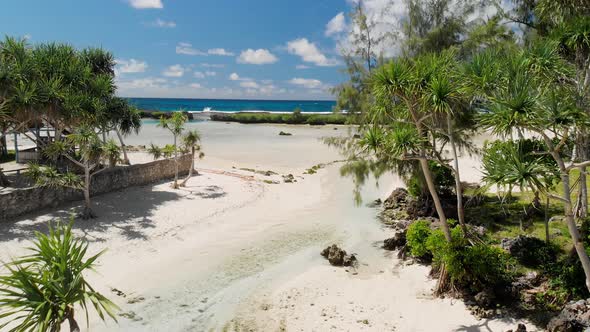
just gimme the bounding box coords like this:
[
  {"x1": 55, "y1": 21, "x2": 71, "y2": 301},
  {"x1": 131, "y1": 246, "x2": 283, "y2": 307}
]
[{"x1": 0, "y1": 122, "x2": 535, "y2": 331}]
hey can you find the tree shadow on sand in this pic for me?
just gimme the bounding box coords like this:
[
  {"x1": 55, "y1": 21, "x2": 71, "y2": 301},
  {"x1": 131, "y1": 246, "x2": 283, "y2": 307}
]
[
  {"x1": 0, "y1": 179, "x2": 227, "y2": 243},
  {"x1": 454, "y1": 317, "x2": 529, "y2": 332}
]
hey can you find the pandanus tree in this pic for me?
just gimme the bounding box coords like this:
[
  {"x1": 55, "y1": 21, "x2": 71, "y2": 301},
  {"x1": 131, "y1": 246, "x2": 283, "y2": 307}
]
[
  {"x1": 423, "y1": 66, "x2": 478, "y2": 236},
  {"x1": 157, "y1": 112, "x2": 188, "y2": 189},
  {"x1": 180, "y1": 129, "x2": 204, "y2": 187},
  {"x1": 481, "y1": 140, "x2": 559, "y2": 239},
  {"x1": 476, "y1": 40, "x2": 590, "y2": 292},
  {"x1": 27, "y1": 127, "x2": 118, "y2": 219},
  {"x1": 0, "y1": 222, "x2": 118, "y2": 332},
  {"x1": 369, "y1": 51, "x2": 457, "y2": 242}
]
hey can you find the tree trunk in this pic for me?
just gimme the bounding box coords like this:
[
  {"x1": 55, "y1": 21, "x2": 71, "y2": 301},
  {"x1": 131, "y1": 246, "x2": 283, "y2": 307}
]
[
  {"x1": 115, "y1": 129, "x2": 130, "y2": 165},
  {"x1": 545, "y1": 196, "x2": 550, "y2": 244},
  {"x1": 66, "y1": 307, "x2": 80, "y2": 332},
  {"x1": 80, "y1": 167, "x2": 96, "y2": 219},
  {"x1": 0, "y1": 168, "x2": 10, "y2": 187},
  {"x1": 447, "y1": 115, "x2": 468, "y2": 236},
  {"x1": 419, "y1": 158, "x2": 452, "y2": 242},
  {"x1": 559, "y1": 171, "x2": 590, "y2": 292},
  {"x1": 180, "y1": 147, "x2": 195, "y2": 187},
  {"x1": 172, "y1": 135, "x2": 179, "y2": 189}
]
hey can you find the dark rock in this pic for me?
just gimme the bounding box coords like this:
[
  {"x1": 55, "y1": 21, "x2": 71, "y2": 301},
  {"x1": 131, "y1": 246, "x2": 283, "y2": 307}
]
[
  {"x1": 321, "y1": 245, "x2": 357, "y2": 267},
  {"x1": 501, "y1": 236, "x2": 556, "y2": 267},
  {"x1": 279, "y1": 131, "x2": 292, "y2": 136},
  {"x1": 474, "y1": 289, "x2": 495, "y2": 308},
  {"x1": 506, "y1": 324, "x2": 527, "y2": 332},
  {"x1": 383, "y1": 188, "x2": 409, "y2": 210},
  {"x1": 383, "y1": 230, "x2": 406, "y2": 251},
  {"x1": 547, "y1": 299, "x2": 590, "y2": 332},
  {"x1": 366, "y1": 198, "x2": 382, "y2": 208}
]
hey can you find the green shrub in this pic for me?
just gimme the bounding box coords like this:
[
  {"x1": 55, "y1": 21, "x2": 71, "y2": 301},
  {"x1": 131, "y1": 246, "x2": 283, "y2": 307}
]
[
  {"x1": 406, "y1": 161, "x2": 455, "y2": 198},
  {"x1": 428, "y1": 228, "x2": 513, "y2": 292},
  {"x1": 406, "y1": 220, "x2": 433, "y2": 258}
]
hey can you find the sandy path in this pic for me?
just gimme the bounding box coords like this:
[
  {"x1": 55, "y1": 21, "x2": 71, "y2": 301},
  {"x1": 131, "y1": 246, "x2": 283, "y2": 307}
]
[{"x1": 0, "y1": 122, "x2": 535, "y2": 331}]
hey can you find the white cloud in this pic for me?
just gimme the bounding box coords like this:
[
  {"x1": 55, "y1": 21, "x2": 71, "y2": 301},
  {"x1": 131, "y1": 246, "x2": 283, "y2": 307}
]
[
  {"x1": 189, "y1": 83, "x2": 202, "y2": 89},
  {"x1": 286, "y1": 38, "x2": 339, "y2": 67},
  {"x1": 237, "y1": 49, "x2": 278, "y2": 65},
  {"x1": 115, "y1": 59, "x2": 148, "y2": 74},
  {"x1": 208, "y1": 48, "x2": 234, "y2": 56},
  {"x1": 162, "y1": 64, "x2": 184, "y2": 77},
  {"x1": 240, "y1": 81, "x2": 259, "y2": 89},
  {"x1": 176, "y1": 42, "x2": 207, "y2": 56},
  {"x1": 325, "y1": 12, "x2": 347, "y2": 36},
  {"x1": 229, "y1": 72, "x2": 240, "y2": 81},
  {"x1": 152, "y1": 18, "x2": 176, "y2": 28},
  {"x1": 194, "y1": 71, "x2": 205, "y2": 79},
  {"x1": 289, "y1": 78, "x2": 324, "y2": 89},
  {"x1": 205, "y1": 71, "x2": 216, "y2": 76},
  {"x1": 128, "y1": 0, "x2": 163, "y2": 9},
  {"x1": 296, "y1": 64, "x2": 310, "y2": 69},
  {"x1": 201, "y1": 63, "x2": 225, "y2": 68},
  {"x1": 117, "y1": 77, "x2": 168, "y2": 90}
]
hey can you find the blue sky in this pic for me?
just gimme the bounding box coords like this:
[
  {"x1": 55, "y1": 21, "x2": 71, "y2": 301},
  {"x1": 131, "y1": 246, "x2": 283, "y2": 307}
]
[{"x1": 0, "y1": 0, "x2": 356, "y2": 100}]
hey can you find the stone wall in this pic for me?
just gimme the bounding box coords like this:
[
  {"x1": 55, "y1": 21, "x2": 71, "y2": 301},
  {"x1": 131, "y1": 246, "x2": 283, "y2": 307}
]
[{"x1": 0, "y1": 155, "x2": 192, "y2": 221}]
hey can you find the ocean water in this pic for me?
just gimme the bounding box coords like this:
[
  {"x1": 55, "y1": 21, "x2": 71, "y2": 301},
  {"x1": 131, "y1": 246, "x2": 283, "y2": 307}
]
[{"x1": 126, "y1": 98, "x2": 336, "y2": 114}]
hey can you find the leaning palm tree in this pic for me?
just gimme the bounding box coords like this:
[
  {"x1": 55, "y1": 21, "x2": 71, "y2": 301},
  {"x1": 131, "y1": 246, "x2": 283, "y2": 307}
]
[
  {"x1": 158, "y1": 112, "x2": 188, "y2": 189},
  {"x1": 370, "y1": 51, "x2": 455, "y2": 242},
  {"x1": 0, "y1": 221, "x2": 118, "y2": 332},
  {"x1": 180, "y1": 130, "x2": 204, "y2": 187}
]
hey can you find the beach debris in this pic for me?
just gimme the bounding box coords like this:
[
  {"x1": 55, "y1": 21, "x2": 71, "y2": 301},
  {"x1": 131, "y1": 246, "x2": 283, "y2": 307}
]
[
  {"x1": 321, "y1": 244, "x2": 357, "y2": 267},
  {"x1": 547, "y1": 299, "x2": 590, "y2": 331},
  {"x1": 119, "y1": 311, "x2": 142, "y2": 322},
  {"x1": 239, "y1": 167, "x2": 277, "y2": 176},
  {"x1": 111, "y1": 287, "x2": 126, "y2": 297},
  {"x1": 279, "y1": 131, "x2": 292, "y2": 136},
  {"x1": 263, "y1": 179, "x2": 280, "y2": 184},
  {"x1": 383, "y1": 230, "x2": 406, "y2": 251},
  {"x1": 282, "y1": 174, "x2": 296, "y2": 183},
  {"x1": 127, "y1": 295, "x2": 145, "y2": 304}
]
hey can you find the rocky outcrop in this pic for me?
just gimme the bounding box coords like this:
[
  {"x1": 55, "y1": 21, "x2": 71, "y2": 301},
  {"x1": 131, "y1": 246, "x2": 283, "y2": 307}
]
[
  {"x1": 501, "y1": 236, "x2": 556, "y2": 267},
  {"x1": 321, "y1": 245, "x2": 357, "y2": 267},
  {"x1": 383, "y1": 230, "x2": 406, "y2": 251},
  {"x1": 547, "y1": 299, "x2": 590, "y2": 332}
]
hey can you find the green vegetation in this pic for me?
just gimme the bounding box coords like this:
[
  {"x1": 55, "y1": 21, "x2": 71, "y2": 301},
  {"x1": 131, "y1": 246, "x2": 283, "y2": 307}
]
[
  {"x1": 153, "y1": 112, "x2": 189, "y2": 189},
  {"x1": 330, "y1": 0, "x2": 590, "y2": 322},
  {"x1": 0, "y1": 37, "x2": 141, "y2": 216},
  {"x1": 180, "y1": 129, "x2": 204, "y2": 187},
  {"x1": 0, "y1": 221, "x2": 118, "y2": 331},
  {"x1": 210, "y1": 112, "x2": 350, "y2": 125}
]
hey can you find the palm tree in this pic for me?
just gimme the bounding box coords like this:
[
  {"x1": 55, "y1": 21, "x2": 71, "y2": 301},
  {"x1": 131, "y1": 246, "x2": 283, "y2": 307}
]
[
  {"x1": 158, "y1": 112, "x2": 188, "y2": 189},
  {"x1": 31, "y1": 127, "x2": 111, "y2": 219},
  {"x1": 103, "y1": 139, "x2": 121, "y2": 168},
  {"x1": 0, "y1": 222, "x2": 118, "y2": 332},
  {"x1": 424, "y1": 70, "x2": 476, "y2": 236},
  {"x1": 370, "y1": 51, "x2": 455, "y2": 242},
  {"x1": 481, "y1": 140, "x2": 559, "y2": 237},
  {"x1": 180, "y1": 130, "x2": 204, "y2": 187},
  {"x1": 476, "y1": 41, "x2": 590, "y2": 292}
]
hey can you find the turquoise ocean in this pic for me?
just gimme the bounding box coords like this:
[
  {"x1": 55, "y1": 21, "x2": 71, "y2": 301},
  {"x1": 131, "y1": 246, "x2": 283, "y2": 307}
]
[{"x1": 126, "y1": 98, "x2": 336, "y2": 114}]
